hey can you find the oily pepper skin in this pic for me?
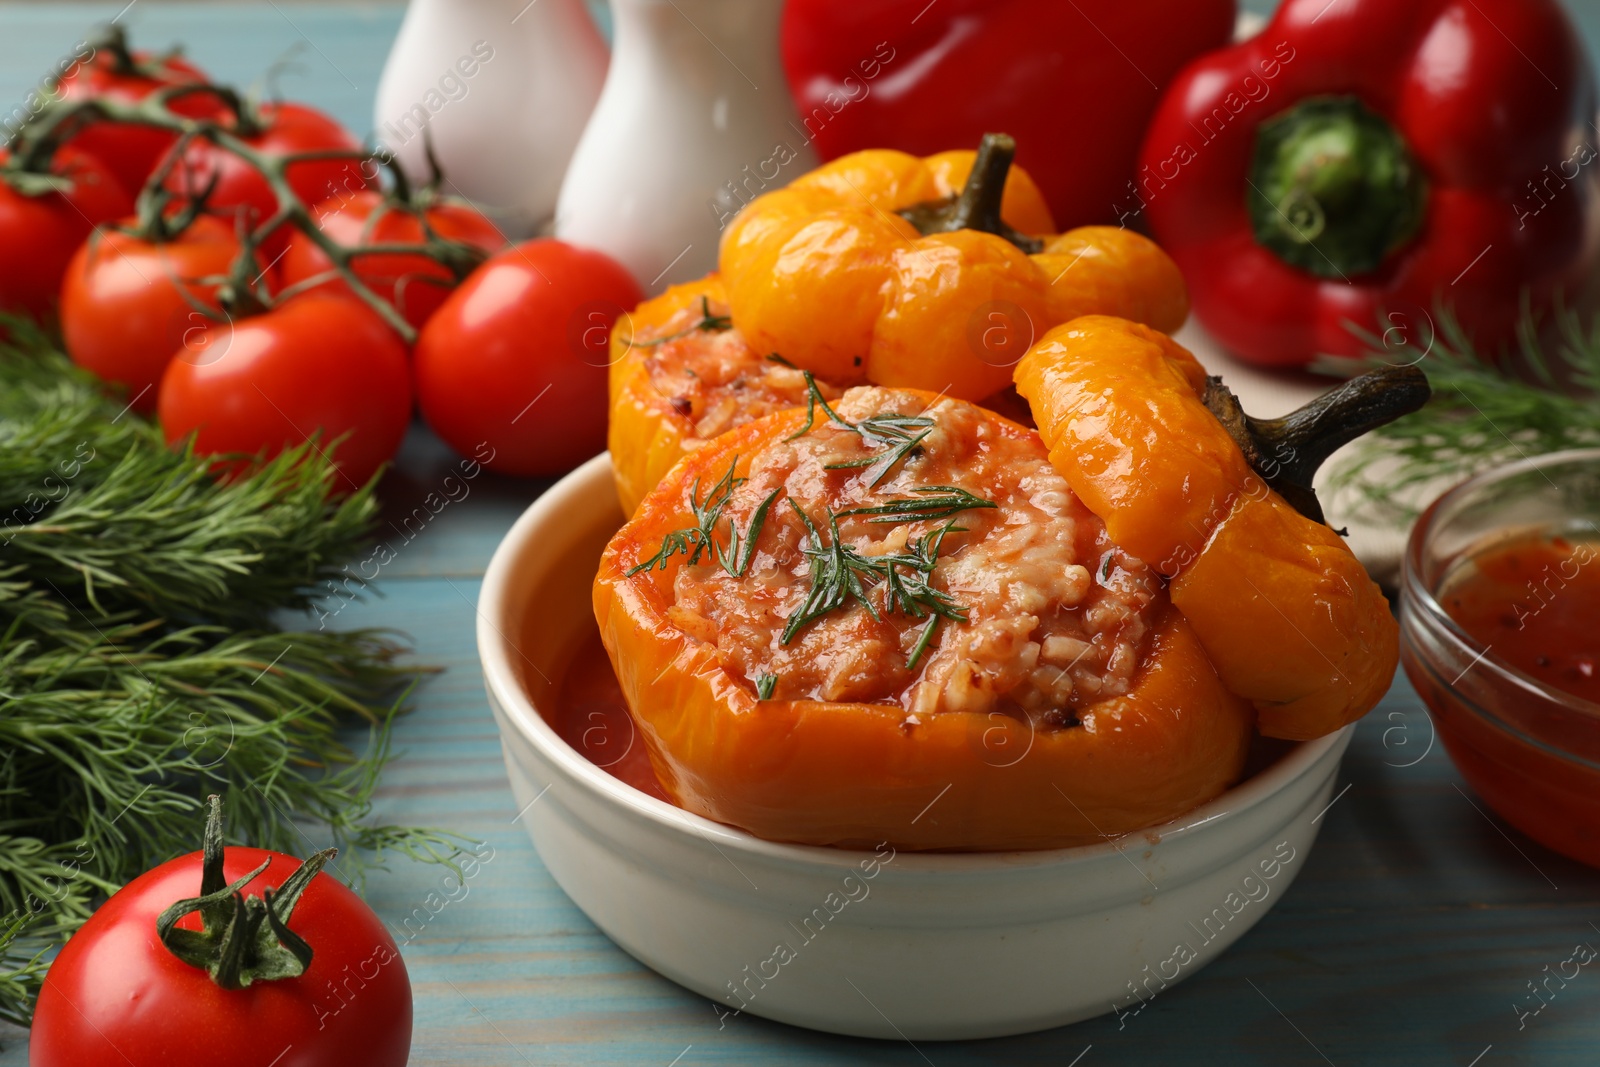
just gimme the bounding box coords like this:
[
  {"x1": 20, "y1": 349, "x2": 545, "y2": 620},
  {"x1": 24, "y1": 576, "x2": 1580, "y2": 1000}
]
[
  {"x1": 1137, "y1": 0, "x2": 1600, "y2": 368},
  {"x1": 718, "y1": 140, "x2": 1189, "y2": 404},
  {"x1": 594, "y1": 399, "x2": 1254, "y2": 851},
  {"x1": 781, "y1": 0, "x2": 1237, "y2": 226},
  {"x1": 1015, "y1": 317, "x2": 1399, "y2": 740}
]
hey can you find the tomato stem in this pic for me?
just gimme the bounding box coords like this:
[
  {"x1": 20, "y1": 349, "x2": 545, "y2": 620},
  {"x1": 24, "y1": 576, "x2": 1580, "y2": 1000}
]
[
  {"x1": 8, "y1": 83, "x2": 498, "y2": 343},
  {"x1": 155, "y1": 795, "x2": 336, "y2": 989}
]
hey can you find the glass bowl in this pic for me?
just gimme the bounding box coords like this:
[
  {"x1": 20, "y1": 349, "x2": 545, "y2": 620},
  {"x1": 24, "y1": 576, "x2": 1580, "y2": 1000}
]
[{"x1": 1400, "y1": 448, "x2": 1600, "y2": 867}]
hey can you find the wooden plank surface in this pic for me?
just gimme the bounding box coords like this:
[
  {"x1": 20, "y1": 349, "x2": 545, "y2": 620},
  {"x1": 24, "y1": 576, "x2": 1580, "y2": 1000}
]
[{"x1": 4, "y1": 4, "x2": 1600, "y2": 1064}]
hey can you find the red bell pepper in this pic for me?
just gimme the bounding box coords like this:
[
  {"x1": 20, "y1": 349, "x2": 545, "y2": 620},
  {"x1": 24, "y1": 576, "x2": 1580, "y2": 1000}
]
[
  {"x1": 780, "y1": 0, "x2": 1237, "y2": 227},
  {"x1": 1138, "y1": 0, "x2": 1600, "y2": 368}
]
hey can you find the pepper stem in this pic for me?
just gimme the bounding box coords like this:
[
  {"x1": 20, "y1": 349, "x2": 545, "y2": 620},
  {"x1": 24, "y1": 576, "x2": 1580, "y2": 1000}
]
[
  {"x1": 897, "y1": 133, "x2": 1043, "y2": 253},
  {"x1": 1248, "y1": 96, "x2": 1427, "y2": 278},
  {"x1": 1203, "y1": 364, "x2": 1432, "y2": 525}
]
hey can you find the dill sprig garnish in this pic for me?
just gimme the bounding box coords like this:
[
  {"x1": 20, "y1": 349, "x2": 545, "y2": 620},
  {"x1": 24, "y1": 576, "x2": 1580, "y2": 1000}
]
[
  {"x1": 0, "y1": 326, "x2": 468, "y2": 1028},
  {"x1": 827, "y1": 412, "x2": 936, "y2": 487},
  {"x1": 838, "y1": 485, "x2": 997, "y2": 524},
  {"x1": 782, "y1": 503, "x2": 969, "y2": 668},
  {"x1": 716, "y1": 483, "x2": 783, "y2": 578},
  {"x1": 781, "y1": 366, "x2": 939, "y2": 487},
  {"x1": 1326, "y1": 305, "x2": 1600, "y2": 522},
  {"x1": 754, "y1": 673, "x2": 779, "y2": 700},
  {"x1": 631, "y1": 296, "x2": 733, "y2": 349},
  {"x1": 628, "y1": 458, "x2": 780, "y2": 578},
  {"x1": 784, "y1": 366, "x2": 857, "y2": 439}
]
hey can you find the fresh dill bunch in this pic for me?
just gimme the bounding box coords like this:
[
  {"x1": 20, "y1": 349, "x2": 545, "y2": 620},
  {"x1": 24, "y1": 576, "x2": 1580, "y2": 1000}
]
[
  {"x1": 0, "y1": 326, "x2": 468, "y2": 1028},
  {"x1": 0, "y1": 340, "x2": 383, "y2": 628},
  {"x1": 1327, "y1": 305, "x2": 1600, "y2": 523}
]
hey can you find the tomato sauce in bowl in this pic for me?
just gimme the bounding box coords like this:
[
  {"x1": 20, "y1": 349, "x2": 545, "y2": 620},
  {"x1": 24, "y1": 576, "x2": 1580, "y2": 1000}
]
[
  {"x1": 543, "y1": 632, "x2": 671, "y2": 803},
  {"x1": 1401, "y1": 450, "x2": 1600, "y2": 867},
  {"x1": 1444, "y1": 536, "x2": 1600, "y2": 704}
]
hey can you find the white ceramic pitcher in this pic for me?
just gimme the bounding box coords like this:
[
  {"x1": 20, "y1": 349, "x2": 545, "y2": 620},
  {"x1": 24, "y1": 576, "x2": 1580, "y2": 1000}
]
[
  {"x1": 373, "y1": 0, "x2": 608, "y2": 238},
  {"x1": 554, "y1": 0, "x2": 817, "y2": 292}
]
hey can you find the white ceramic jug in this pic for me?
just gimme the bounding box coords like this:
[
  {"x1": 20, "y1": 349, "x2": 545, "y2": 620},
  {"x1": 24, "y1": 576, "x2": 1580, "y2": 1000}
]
[
  {"x1": 554, "y1": 0, "x2": 817, "y2": 291},
  {"x1": 373, "y1": 0, "x2": 608, "y2": 238}
]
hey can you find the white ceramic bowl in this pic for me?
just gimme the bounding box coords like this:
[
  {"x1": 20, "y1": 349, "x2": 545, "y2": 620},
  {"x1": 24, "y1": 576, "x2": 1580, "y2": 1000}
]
[{"x1": 479, "y1": 454, "x2": 1354, "y2": 1040}]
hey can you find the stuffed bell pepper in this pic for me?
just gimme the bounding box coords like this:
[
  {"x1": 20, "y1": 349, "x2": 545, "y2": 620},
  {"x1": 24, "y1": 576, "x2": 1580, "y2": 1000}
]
[{"x1": 594, "y1": 315, "x2": 1429, "y2": 850}]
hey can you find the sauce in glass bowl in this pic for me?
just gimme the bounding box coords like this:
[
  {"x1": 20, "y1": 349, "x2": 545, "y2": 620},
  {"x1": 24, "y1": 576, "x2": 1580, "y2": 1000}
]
[
  {"x1": 1401, "y1": 450, "x2": 1600, "y2": 868},
  {"x1": 1442, "y1": 534, "x2": 1600, "y2": 704}
]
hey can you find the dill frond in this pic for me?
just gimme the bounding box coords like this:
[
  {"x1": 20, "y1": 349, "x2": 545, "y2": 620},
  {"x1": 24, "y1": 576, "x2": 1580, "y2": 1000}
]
[
  {"x1": 0, "y1": 325, "x2": 468, "y2": 1028},
  {"x1": 1327, "y1": 305, "x2": 1600, "y2": 524}
]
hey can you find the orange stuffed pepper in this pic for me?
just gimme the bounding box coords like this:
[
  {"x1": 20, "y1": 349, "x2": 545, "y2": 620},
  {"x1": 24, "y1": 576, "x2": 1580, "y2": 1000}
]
[
  {"x1": 594, "y1": 314, "x2": 1427, "y2": 849},
  {"x1": 1016, "y1": 316, "x2": 1422, "y2": 740},
  {"x1": 596, "y1": 385, "x2": 1253, "y2": 850}
]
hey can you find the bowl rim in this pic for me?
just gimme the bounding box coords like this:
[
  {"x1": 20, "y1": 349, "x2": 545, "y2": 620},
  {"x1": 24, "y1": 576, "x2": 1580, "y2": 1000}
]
[
  {"x1": 1401, "y1": 446, "x2": 1600, "y2": 725},
  {"x1": 479, "y1": 452, "x2": 1355, "y2": 873}
]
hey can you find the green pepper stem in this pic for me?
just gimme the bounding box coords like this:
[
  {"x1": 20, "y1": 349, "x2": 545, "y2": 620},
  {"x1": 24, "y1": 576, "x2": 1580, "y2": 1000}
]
[{"x1": 1248, "y1": 96, "x2": 1427, "y2": 279}]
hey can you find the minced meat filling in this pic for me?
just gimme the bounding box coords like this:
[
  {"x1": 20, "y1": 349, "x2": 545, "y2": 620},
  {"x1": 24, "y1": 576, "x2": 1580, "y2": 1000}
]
[{"x1": 665, "y1": 386, "x2": 1164, "y2": 728}]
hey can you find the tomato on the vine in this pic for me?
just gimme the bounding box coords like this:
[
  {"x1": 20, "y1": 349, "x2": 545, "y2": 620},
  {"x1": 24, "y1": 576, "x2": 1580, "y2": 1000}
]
[
  {"x1": 162, "y1": 102, "x2": 371, "y2": 252},
  {"x1": 159, "y1": 291, "x2": 412, "y2": 490},
  {"x1": 61, "y1": 213, "x2": 260, "y2": 413},
  {"x1": 413, "y1": 239, "x2": 643, "y2": 477},
  {"x1": 57, "y1": 34, "x2": 222, "y2": 195},
  {"x1": 0, "y1": 146, "x2": 133, "y2": 324},
  {"x1": 29, "y1": 797, "x2": 411, "y2": 1067},
  {"x1": 280, "y1": 189, "x2": 505, "y2": 331}
]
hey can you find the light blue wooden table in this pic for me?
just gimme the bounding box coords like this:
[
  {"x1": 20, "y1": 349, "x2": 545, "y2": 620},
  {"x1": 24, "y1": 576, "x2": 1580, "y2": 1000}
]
[{"x1": 4, "y1": 3, "x2": 1600, "y2": 1064}]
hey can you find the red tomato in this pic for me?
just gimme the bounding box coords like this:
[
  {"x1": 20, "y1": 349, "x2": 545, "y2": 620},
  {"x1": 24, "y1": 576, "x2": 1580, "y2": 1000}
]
[
  {"x1": 62, "y1": 214, "x2": 252, "y2": 412},
  {"x1": 280, "y1": 189, "x2": 505, "y2": 331},
  {"x1": 57, "y1": 43, "x2": 221, "y2": 195},
  {"x1": 29, "y1": 839, "x2": 410, "y2": 1067},
  {"x1": 0, "y1": 146, "x2": 132, "y2": 323},
  {"x1": 159, "y1": 291, "x2": 412, "y2": 490},
  {"x1": 413, "y1": 239, "x2": 644, "y2": 477},
  {"x1": 163, "y1": 102, "x2": 372, "y2": 252}
]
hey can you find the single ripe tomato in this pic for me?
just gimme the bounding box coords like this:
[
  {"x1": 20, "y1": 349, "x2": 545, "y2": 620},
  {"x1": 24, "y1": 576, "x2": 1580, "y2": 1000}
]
[
  {"x1": 280, "y1": 189, "x2": 505, "y2": 331},
  {"x1": 413, "y1": 239, "x2": 644, "y2": 477},
  {"x1": 30, "y1": 799, "x2": 411, "y2": 1067},
  {"x1": 159, "y1": 291, "x2": 412, "y2": 490},
  {"x1": 62, "y1": 213, "x2": 254, "y2": 412},
  {"x1": 0, "y1": 146, "x2": 133, "y2": 323},
  {"x1": 163, "y1": 102, "x2": 372, "y2": 252},
  {"x1": 57, "y1": 38, "x2": 222, "y2": 195}
]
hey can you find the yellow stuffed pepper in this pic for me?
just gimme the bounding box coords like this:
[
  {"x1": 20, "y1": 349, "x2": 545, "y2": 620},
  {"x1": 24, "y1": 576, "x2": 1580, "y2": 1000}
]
[{"x1": 608, "y1": 134, "x2": 1188, "y2": 515}]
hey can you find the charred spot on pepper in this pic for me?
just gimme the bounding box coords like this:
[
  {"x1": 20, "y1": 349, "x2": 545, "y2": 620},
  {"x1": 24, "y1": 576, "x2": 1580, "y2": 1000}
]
[{"x1": 896, "y1": 133, "x2": 1044, "y2": 254}]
